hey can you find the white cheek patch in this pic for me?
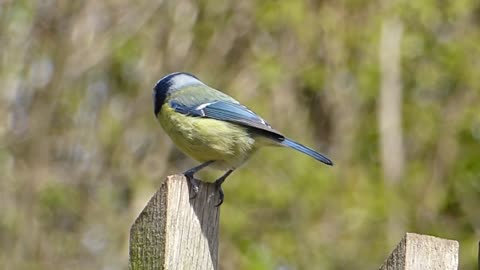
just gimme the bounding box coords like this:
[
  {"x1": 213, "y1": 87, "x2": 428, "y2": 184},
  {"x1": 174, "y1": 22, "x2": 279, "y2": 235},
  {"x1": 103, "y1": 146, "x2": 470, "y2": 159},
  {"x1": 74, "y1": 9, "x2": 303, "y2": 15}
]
[{"x1": 170, "y1": 74, "x2": 205, "y2": 89}]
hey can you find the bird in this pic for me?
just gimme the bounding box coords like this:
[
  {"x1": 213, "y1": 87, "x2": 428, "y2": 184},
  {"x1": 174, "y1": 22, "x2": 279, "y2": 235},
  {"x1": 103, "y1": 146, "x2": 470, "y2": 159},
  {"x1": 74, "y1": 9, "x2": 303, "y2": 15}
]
[{"x1": 153, "y1": 72, "x2": 333, "y2": 206}]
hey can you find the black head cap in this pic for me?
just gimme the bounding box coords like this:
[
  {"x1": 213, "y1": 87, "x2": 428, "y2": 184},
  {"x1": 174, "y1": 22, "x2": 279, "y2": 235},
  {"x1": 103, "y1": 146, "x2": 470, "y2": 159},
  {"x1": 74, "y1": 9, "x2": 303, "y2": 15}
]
[{"x1": 153, "y1": 72, "x2": 201, "y2": 117}]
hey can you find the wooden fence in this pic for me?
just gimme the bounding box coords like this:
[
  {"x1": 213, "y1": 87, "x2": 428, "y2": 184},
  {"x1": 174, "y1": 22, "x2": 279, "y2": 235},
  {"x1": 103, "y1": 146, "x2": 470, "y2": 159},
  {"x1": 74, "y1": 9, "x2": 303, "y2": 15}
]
[{"x1": 129, "y1": 175, "x2": 477, "y2": 270}]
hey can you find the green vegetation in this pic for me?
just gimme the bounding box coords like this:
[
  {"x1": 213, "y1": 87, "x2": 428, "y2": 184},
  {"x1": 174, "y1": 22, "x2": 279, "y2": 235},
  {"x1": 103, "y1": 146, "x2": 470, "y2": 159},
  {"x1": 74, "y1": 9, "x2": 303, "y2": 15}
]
[{"x1": 0, "y1": 1, "x2": 478, "y2": 269}]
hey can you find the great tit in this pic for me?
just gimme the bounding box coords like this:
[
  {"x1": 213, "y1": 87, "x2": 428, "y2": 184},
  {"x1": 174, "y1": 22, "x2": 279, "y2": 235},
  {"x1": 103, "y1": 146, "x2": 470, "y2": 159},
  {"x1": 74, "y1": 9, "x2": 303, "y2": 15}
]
[{"x1": 153, "y1": 72, "x2": 333, "y2": 206}]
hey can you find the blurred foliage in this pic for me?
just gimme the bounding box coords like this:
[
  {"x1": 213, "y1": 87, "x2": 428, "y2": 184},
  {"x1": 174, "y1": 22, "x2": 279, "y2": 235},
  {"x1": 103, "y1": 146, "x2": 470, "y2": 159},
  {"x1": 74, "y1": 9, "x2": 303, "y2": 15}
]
[{"x1": 0, "y1": 0, "x2": 479, "y2": 269}]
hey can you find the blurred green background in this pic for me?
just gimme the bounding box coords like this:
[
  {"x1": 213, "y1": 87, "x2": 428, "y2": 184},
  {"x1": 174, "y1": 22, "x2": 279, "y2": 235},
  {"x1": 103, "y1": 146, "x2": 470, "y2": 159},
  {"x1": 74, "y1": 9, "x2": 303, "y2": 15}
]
[{"x1": 1, "y1": 0, "x2": 479, "y2": 269}]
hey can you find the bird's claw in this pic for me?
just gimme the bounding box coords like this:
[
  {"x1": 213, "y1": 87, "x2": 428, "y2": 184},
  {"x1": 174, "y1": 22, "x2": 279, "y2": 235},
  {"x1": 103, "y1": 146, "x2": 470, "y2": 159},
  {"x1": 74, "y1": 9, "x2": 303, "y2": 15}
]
[
  {"x1": 184, "y1": 165, "x2": 230, "y2": 206},
  {"x1": 214, "y1": 181, "x2": 224, "y2": 207},
  {"x1": 184, "y1": 173, "x2": 200, "y2": 200}
]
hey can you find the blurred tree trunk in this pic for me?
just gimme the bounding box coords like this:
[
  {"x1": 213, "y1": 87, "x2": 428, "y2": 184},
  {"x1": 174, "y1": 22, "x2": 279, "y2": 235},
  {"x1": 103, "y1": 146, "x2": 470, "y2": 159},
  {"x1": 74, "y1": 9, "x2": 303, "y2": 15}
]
[
  {"x1": 378, "y1": 18, "x2": 404, "y2": 184},
  {"x1": 378, "y1": 17, "x2": 407, "y2": 249}
]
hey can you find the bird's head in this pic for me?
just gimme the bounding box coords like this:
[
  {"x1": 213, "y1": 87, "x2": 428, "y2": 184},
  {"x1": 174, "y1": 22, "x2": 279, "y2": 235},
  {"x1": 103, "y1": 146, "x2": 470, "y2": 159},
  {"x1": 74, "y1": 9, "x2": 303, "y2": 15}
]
[{"x1": 153, "y1": 72, "x2": 204, "y2": 117}]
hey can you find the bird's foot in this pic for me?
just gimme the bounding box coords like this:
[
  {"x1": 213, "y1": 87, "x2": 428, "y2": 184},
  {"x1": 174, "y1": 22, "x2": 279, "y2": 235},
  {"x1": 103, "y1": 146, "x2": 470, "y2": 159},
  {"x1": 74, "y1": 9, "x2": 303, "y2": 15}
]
[
  {"x1": 184, "y1": 172, "x2": 200, "y2": 200},
  {"x1": 214, "y1": 180, "x2": 224, "y2": 207},
  {"x1": 183, "y1": 161, "x2": 215, "y2": 200},
  {"x1": 213, "y1": 169, "x2": 233, "y2": 207}
]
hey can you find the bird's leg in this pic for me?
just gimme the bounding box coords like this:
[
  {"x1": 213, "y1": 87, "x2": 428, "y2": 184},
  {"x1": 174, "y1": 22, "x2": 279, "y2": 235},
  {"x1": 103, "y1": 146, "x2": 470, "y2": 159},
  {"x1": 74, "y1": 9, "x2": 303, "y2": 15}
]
[
  {"x1": 183, "y1": 160, "x2": 215, "y2": 199},
  {"x1": 214, "y1": 169, "x2": 234, "y2": 207}
]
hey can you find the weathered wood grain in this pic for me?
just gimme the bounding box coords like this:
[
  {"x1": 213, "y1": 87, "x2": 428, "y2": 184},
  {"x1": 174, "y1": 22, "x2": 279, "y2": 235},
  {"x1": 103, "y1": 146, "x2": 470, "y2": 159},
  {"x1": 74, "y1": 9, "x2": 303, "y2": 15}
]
[
  {"x1": 129, "y1": 175, "x2": 220, "y2": 270},
  {"x1": 379, "y1": 233, "x2": 459, "y2": 270}
]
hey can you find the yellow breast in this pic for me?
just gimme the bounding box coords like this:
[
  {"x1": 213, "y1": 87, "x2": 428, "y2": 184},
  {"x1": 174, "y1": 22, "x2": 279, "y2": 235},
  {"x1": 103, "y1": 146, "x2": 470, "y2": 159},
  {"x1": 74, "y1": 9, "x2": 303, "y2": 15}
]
[{"x1": 158, "y1": 104, "x2": 257, "y2": 171}]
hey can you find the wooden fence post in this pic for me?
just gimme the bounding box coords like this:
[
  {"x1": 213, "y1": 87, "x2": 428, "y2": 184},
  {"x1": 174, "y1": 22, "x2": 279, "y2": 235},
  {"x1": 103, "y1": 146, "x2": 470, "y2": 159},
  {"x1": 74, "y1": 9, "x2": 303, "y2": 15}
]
[
  {"x1": 379, "y1": 233, "x2": 459, "y2": 270},
  {"x1": 129, "y1": 175, "x2": 220, "y2": 270}
]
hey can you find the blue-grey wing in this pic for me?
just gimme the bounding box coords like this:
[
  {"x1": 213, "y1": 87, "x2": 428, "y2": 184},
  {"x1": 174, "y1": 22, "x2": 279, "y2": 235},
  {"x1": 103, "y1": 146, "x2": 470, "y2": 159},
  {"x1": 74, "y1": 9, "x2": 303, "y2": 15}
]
[{"x1": 170, "y1": 100, "x2": 285, "y2": 140}]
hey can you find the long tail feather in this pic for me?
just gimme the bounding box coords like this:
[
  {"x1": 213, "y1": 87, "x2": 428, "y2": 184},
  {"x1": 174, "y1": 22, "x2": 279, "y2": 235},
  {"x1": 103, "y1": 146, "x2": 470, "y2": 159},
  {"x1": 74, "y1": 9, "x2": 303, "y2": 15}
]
[{"x1": 280, "y1": 138, "x2": 333, "y2": 166}]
